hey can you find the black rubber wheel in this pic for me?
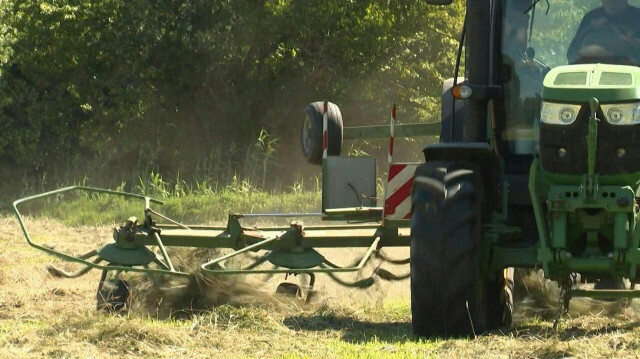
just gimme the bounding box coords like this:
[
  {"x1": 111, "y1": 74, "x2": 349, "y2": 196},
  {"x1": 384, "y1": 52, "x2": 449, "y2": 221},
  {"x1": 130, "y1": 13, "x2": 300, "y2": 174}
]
[
  {"x1": 275, "y1": 282, "x2": 301, "y2": 296},
  {"x1": 410, "y1": 162, "x2": 511, "y2": 337},
  {"x1": 594, "y1": 277, "x2": 625, "y2": 290},
  {"x1": 594, "y1": 276, "x2": 627, "y2": 303},
  {"x1": 301, "y1": 101, "x2": 343, "y2": 165},
  {"x1": 486, "y1": 268, "x2": 514, "y2": 329},
  {"x1": 97, "y1": 278, "x2": 131, "y2": 312}
]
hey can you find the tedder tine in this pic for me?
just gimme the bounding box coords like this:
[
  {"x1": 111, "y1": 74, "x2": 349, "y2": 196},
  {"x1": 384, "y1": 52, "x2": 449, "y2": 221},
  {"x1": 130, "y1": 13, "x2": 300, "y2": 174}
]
[
  {"x1": 201, "y1": 236, "x2": 280, "y2": 271},
  {"x1": 47, "y1": 254, "x2": 103, "y2": 278},
  {"x1": 374, "y1": 250, "x2": 410, "y2": 265},
  {"x1": 374, "y1": 268, "x2": 410, "y2": 281},
  {"x1": 323, "y1": 268, "x2": 376, "y2": 288}
]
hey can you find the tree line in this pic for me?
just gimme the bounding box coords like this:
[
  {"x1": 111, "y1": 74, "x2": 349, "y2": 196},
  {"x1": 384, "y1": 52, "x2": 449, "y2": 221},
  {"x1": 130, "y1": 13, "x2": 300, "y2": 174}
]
[{"x1": 0, "y1": 0, "x2": 464, "y2": 199}]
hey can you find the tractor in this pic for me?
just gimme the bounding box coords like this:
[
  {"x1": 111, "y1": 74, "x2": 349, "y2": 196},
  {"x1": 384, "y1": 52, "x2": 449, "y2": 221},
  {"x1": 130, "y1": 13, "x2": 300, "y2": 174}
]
[
  {"x1": 408, "y1": 0, "x2": 640, "y2": 336},
  {"x1": 13, "y1": 0, "x2": 640, "y2": 338}
]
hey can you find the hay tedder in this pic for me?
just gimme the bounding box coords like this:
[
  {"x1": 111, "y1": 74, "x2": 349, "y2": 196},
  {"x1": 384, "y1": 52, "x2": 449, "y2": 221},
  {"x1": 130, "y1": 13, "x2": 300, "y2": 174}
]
[
  {"x1": 14, "y1": 0, "x2": 640, "y2": 337},
  {"x1": 13, "y1": 101, "x2": 437, "y2": 313}
]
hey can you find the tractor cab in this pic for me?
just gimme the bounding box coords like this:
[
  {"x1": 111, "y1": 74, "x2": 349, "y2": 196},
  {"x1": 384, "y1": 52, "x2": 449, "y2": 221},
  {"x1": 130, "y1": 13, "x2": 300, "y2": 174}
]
[
  {"x1": 498, "y1": 0, "x2": 640, "y2": 161},
  {"x1": 440, "y1": 0, "x2": 640, "y2": 240}
]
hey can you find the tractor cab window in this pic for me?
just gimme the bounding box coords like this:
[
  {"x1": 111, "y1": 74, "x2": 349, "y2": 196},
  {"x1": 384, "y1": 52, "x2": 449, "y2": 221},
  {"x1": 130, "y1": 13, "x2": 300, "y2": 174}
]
[{"x1": 500, "y1": 0, "x2": 640, "y2": 155}]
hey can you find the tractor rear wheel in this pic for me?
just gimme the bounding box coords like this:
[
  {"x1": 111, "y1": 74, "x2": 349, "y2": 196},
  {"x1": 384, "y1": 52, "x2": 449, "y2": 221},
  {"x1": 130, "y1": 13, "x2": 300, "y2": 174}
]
[{"x1": 410, "y1": 162, "x2": 511, "y2": 337}]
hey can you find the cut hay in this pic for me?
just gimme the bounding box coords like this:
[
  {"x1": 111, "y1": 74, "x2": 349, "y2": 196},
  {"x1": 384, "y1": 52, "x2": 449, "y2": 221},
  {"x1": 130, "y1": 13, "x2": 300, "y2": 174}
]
[
  {"x1": 513, "y1": 269, "x2": 636, "y2": 320},
  {"x1": 127, "y1": 248, "x2": 299, "y2": 319}
]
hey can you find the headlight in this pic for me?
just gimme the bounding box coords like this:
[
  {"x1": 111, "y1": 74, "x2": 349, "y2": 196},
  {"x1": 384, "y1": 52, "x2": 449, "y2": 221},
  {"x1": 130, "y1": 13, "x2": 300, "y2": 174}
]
[
  {"x1": 601, "y1": 103, "x2": 640, "y2": 125},
  {"x1": 540, "y1": 102, "x2": 582, "y2": 125}
]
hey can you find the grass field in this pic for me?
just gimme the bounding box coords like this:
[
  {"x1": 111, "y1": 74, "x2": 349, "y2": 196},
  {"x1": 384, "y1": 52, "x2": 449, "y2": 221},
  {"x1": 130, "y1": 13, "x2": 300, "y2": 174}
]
[{"x1": 4, "y1": 192, "x2": 640, "y2": 358}]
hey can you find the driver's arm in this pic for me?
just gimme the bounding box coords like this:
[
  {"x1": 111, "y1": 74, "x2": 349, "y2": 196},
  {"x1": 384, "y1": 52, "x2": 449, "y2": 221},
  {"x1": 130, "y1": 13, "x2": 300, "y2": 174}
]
[{"x1": 620, "y1": 25, "x2": 640, "y2": 64}]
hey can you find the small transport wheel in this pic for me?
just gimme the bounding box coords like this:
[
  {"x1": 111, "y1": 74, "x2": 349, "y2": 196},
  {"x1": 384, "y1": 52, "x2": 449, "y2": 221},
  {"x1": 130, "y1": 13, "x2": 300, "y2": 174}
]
[
  {"x1": 594, "y1": 277, "x2": 625, "y2": 290},
  {"x1": 410, "y1": 162, "x2": 512, "y2": 337},
  {"x1": 275, "y1": 282, "x2": 302, "y2": 298},
  {"x1": 300, "y1": 101, "x2": 343, "y2": 165},
  {"x1": 304, "y1": 289, "x2": 318, "y2": 303},
  {"x1": 595, "y1": 276, "x2": 628, "y2": 304},
  {"x1": 97, "y1": 278, "x2": 131, "y2": 313},
  {"x1": 486, "y1": 268, "x2": 514, "y2": 329}
]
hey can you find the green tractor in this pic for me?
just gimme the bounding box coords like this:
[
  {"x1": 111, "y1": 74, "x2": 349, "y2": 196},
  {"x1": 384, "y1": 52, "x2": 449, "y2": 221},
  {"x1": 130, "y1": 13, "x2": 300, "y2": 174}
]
[{"x1": 412, "y1": 0, "x2": 640, "y2": 336}]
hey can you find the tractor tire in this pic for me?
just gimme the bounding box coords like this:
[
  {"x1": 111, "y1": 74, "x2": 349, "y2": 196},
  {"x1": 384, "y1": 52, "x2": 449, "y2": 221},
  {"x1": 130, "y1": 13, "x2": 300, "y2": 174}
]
[
  {"x1": 410, "y1": 162, "x2": 511, "y2": 337},
  {"x1": 301, "y1": 101, "x2": 343, "y2": 165}
]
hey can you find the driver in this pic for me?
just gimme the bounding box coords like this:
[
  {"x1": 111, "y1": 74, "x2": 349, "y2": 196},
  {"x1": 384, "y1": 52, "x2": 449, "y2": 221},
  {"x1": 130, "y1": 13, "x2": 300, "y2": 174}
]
[{"x1": 568, "y1": 0, "x2": 640, "y2": 65}]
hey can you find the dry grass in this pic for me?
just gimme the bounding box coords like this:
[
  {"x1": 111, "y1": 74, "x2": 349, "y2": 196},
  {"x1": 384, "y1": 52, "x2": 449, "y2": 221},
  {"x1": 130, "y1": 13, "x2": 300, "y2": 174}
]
[{"x1": 3, "y1": 215, "x2": 640, "y2": 358}]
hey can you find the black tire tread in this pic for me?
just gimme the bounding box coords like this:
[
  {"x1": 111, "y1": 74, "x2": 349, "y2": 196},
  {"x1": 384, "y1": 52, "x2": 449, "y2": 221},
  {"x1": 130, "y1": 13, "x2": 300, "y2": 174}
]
[
  {"x1": 410, "y1": 162, "x2": 512, "y2": 337},
  {"x1": 301, "y1": 101, "x2": 343, "y2": 165}
]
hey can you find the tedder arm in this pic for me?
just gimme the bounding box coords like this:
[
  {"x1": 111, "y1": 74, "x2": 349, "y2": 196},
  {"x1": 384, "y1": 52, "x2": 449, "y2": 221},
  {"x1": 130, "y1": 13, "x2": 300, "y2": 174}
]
[{"x1": 14, "y1": 186, "x2": 411, "y2": 307}]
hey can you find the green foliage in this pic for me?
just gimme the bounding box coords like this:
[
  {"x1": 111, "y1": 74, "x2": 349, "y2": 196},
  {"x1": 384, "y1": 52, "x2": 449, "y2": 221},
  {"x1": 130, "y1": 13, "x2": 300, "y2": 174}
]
[{"x1": 0, "y1": 0, "x2": 464, "y2": 198}]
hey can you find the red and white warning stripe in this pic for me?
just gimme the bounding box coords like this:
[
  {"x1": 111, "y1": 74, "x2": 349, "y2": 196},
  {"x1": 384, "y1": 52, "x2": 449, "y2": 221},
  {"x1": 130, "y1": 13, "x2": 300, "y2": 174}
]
[
  {"x1": 388, "y1": 104, "x2": 396, "y2": 163},
  {"x1": 322, "y1": 101, "x2": 328, "y2": 159},
  {"x1": 384, "y1": 163, "x2": 419, "y2": 220}
]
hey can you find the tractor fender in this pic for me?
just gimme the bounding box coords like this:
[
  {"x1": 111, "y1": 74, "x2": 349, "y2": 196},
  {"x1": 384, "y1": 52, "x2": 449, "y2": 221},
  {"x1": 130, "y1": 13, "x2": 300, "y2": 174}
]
[
  {"x1": 440, "y1": 77, "x2": 466, "y2": 143},
  {"x1": 422, "y1": 142, "x2": 500, "y2": 214}
]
